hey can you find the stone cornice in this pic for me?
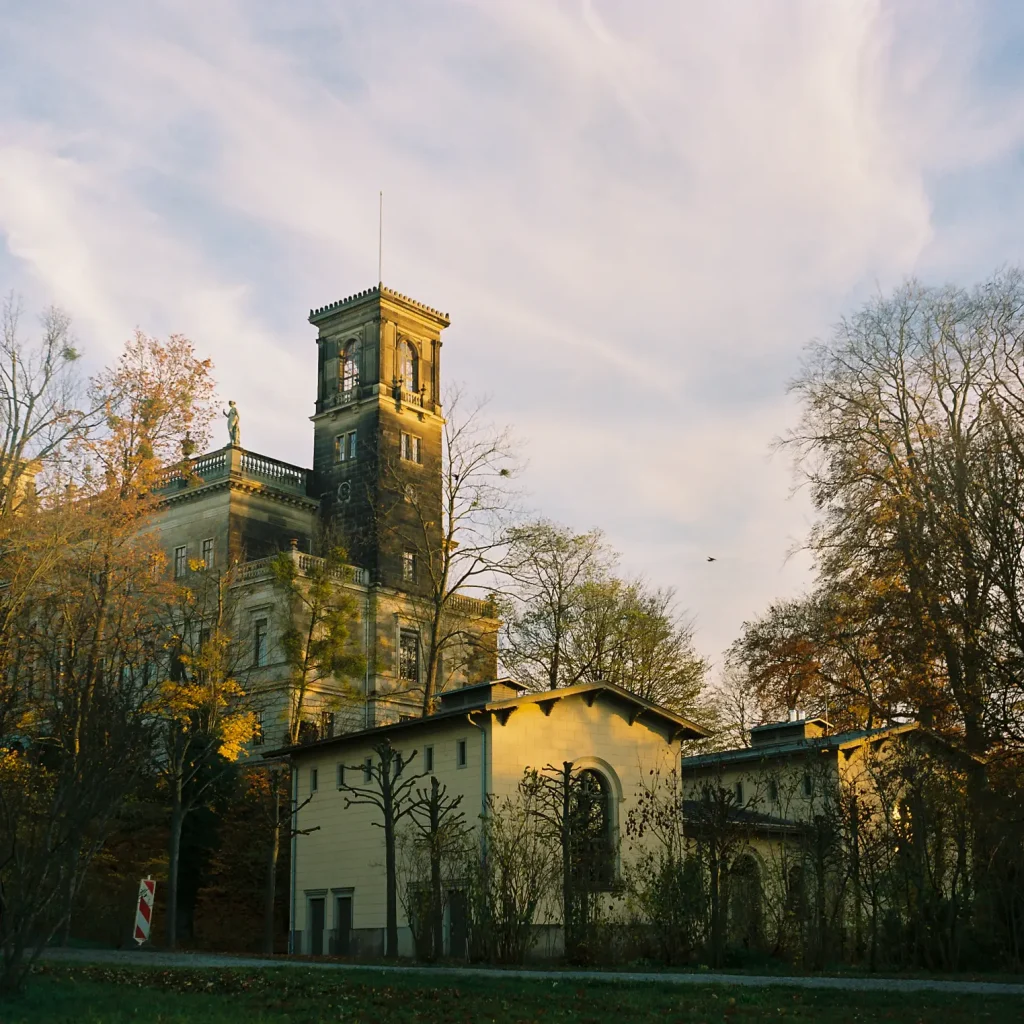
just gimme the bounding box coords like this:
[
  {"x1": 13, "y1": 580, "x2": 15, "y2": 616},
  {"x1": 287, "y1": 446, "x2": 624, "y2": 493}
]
[
  {"x1": 309, "y1": 283, "x2": 450, "y2": 328},
  {"x1": 156, "y1": 477, "x2": 321, "y2": 512}
]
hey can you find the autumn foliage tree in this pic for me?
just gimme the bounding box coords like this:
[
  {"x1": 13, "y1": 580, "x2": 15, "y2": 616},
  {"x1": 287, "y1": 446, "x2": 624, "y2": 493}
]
[{"x1": 0, "y1": 314, "x2": 222, "y2": 989}]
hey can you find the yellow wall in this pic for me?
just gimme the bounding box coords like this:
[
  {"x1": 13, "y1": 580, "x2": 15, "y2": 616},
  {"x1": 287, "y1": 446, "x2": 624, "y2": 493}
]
[{"x1": 288, "y1": 690, "x2": 685, "y2": 952}]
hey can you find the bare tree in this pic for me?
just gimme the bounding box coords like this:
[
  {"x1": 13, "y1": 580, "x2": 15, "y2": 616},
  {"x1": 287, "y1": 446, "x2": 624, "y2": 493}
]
[
  {"x1": 380, "y1": 388, "x2": 518, "y2": 713},
  {"x1": 403, "y1": 776, "x2": 469, "y2": 959},
  {"x1": 338, "y1": 739, "x2": 426, "y2": 957},
  {"x1": 502, "y1": 520, "x2": 611, "y2": 690},
  {"x1": 0, "y1": 295, "x2": 99, "y2": 520}
]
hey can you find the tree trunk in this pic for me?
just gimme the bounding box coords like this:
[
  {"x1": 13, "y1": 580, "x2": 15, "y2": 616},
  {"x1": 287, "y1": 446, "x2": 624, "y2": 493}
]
[
  {"x1": 709, "y1": 851, "x2": 723, "y2": 968},
  {"x1": 384, "y1": 810, "x2": 397, "y2": 958},
  {"x1": 166, "y1": 786, "x2": 184, "y2": 950},
  {"x1": 264, "y1": 815, "x2": 280, "y2": 954},
  {"x1": 559, "y1": 762, "x2": 575, "y2": 959},
  {"x1": 430, "y1": 778, "x2": 443, "y2": 960}
]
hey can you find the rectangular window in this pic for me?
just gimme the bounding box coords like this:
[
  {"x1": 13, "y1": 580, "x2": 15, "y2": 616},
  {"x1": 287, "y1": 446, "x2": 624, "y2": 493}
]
[
  {"x1": 399, "y1": 629, "x2": 420, "y2": 682},
  {"x1": 363, "y1": 757, "x2": 373, "y2": 784},
  {"x1": 456, "y1": 738, "x2": 467, "y2": 768},
  {"x1": 336, "y1": 764, "x2": 345, "y2": 789},
  {"x1": 400, "y1": 432, "x2": 421, "y2": 463},
  {"x1": 402, "y1": 550, "x2": 416, "y2": 583},
  {"x1": 310, "y1": 767, "x2": 318, "y2": 793},
  {"x1": 174, "y1": 545, "x2": 188, "y2": 578},
  {"x1": 320, "y1": 710, "x2": 335, "y2": 740},
  {"x1": 769, "y1": 779, "x2": 779, "y2": 803},
  {"x1": 254, "y1": 618, "x2": 269, "y2": 667},
  {"x1": 424, "y1": 746, "x2": 434, "y2": 773},
  {"x1": 735, "y1": 781, "x2": 744, "y2": 804},
  {"x1": 803, "y1": 773, "x2": 813, "y2": 798},
  {"x1": 252, "y1": 711, "x2": 265, "y2": 747},
  {"x1": 201, "y1": 538, "x2": 214, "y2": 568},
  {"x1": 335, "y1": 431, "x2": 358, "y2": 463}
]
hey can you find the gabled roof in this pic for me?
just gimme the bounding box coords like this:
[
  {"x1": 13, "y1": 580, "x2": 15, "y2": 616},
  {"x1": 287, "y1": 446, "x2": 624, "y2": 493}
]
[
  {"x1": 681, "y1": 800, "x2": 805, "y2": 836},
  {"x1": 680, "y1": 722, "x2": 923, "y2": 771},
  {"x1": 264, "y1": 680, "x2": 710, "y2": 759}
]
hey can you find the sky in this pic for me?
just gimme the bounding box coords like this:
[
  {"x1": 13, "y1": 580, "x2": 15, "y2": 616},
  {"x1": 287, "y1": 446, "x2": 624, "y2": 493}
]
[{"x1": 3, "y1": 0, "x2": 1024, "y2": 673}]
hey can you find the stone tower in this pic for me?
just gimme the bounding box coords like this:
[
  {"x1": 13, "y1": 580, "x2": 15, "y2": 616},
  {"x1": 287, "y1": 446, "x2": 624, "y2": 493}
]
[{"x1": 309, "y1": 285, "x2": 447, "y2": 591}]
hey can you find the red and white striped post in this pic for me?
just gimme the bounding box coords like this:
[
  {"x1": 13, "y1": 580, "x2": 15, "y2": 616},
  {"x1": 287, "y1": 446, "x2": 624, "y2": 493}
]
[{"x1": 133, "y1": 878, "x2": 156, "y2": 946}]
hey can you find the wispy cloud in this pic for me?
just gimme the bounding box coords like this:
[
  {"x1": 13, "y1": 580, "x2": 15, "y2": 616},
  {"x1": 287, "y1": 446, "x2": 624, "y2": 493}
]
[{"x1": 2, "y1": 0, "x2": 1024, "y2": 665}]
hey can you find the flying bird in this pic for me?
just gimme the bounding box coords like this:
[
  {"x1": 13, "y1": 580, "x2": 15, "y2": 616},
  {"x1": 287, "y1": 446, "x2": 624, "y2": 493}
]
[{"x1": 706, "y1": 556, "x2": 717, "y2": 562}]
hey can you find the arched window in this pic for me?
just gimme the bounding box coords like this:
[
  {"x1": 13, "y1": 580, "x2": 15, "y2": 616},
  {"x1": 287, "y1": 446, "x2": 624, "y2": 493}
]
[
  {"x1": 399, "y1": 340, "x2": 418, "y2": 391},
  {"x1": 726, "y1": 854, "x2": 763, "y2": 950},
  {"x1": 341, "y1": 340, "x2": 360, "y2": 393},
  {"x1": 571, "y1": 768, "x2": 615, "y2": 891}
]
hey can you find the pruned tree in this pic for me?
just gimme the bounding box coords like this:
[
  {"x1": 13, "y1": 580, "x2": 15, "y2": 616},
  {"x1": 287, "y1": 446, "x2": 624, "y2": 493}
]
[
  {"x1": 338, "y1": 739, "x2": 426, "y2": 957},
  {"x1": 402, "y1": 775, "x2": 469, "y2": 959},
  {"x1": 527, "y1": 762, "x2": 616, "y2": 963}
]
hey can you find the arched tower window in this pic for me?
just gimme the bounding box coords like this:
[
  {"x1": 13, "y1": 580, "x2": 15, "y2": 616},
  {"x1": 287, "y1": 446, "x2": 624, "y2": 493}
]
[
  {"x1": 341, "y1": 340, "x2": 360, "y2": 394},
  {"x1": 399, "y1": 340, "x2": 418, "y2": 391},
  {"x1": 572, "y1": 768, "x2": 615, "y2": 891}
]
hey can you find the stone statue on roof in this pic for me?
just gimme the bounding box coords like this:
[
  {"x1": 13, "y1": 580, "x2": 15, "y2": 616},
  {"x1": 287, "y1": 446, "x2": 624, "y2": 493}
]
[{"x1": 224, "y1": 400, "x2": 241, "y2": 447}]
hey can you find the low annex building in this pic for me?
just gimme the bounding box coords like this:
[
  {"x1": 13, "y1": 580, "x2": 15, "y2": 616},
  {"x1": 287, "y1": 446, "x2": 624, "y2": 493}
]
[
  {"x1": 268, "y1": 679, "x2": 709, "y2": 958},
  {"x1": 678, "y1": 712, "x2": 976, "y2": 951}
]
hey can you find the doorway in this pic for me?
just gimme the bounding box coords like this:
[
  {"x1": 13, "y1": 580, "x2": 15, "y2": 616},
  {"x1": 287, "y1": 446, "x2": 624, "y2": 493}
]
[
  {"x1": 308, "y1": 897, "x2": 325, "y2": 955},
  {"x1": 333, "y1": 893, "x2": 353, "y2": 955}
]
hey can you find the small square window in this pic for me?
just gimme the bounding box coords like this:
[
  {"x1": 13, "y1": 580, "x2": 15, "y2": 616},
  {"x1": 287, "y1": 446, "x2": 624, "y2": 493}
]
[
  {"x1": 424, "y1": 746, "x2": 434, "y2": 773},
  {"x1": 402, "y1": 550, "x2": 416, "y2": 583},
  {"x1": 174, "y1": 545, "x2": 188, "y2": 578},
  {"x1": 336, "y1": 764, "x2": 345, "y2": 789},
  {"x1": 201, "y1": 538, "x2": 214, "y2": 569},
  {"x1": 310, "y1": 767, "x2": 318, "y2": 793},
  {"x1": 456, "y1": 739, "x2": 467, "y2": 768}
]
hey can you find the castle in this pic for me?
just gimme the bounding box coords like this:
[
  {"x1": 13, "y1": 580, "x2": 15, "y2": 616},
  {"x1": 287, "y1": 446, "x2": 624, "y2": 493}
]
[{"x1": 152, "y1": 285, "x2": 499, "y2": 746}]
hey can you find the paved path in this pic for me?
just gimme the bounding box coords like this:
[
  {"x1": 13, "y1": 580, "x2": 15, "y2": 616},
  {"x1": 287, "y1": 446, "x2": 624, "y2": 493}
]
[{"x1": 40, "y1": 947, "x2": 1024, "y2": 997}]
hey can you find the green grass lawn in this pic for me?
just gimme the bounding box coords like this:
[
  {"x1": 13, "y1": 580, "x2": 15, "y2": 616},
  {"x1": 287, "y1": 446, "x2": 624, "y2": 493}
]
[{"x1": 1, "y1": 964, "x2": 1021, "y2": 1023}]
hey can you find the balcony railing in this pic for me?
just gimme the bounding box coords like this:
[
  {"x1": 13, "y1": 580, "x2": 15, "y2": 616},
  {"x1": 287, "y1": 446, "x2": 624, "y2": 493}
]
[
  {"x1": 234, "y1": 552, "x2": 369, "y2": 587},
  {"x1": 155, "y1": 446, "x2": 311, "y2": 498},
  {"x1": 447, "y1": 592, "x2": 497, "y2": 619}
]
